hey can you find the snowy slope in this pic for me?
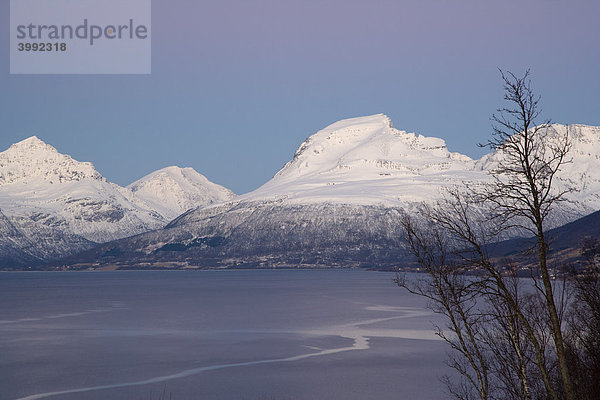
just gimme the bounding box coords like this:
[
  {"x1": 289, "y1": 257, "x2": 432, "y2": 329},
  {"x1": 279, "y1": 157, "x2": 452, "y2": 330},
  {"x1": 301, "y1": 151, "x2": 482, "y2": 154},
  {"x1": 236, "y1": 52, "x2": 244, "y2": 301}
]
[
  {"x1": 128, "y1": 166, "x2": 235, "y2": 221},
  {"x1": 0, "y1": 202, "x2": 93, "y2": 267},
  {"x1": 476, "y1": 123, "x2": 600, "y2": 221},
  {"x1": 154, "y1": 115, "x2": 600, "y2": 268},
  {"x1": 0, "y1": 136, "x2": 166, "y2": 244},
  {"x1": 563, "y1": 124, "x2": 600, "y2": 212},
  {"x1": 0, "y1": 208, "x2": 42, "y2": 267},
  {"x1": 172, "y1": 115, "x2": 600, "y2": 218},
  {"x1": 6, "y1": 115, "x2": 600, "y2": 269},
  {"x1": 64, "y1": 114, "x2": 600, "y2": 269},
  {"x1": 0, "y1": 137, "x2": 235, "y2": 264},
  {"x1": 239, "y1": 114, "x2": 483, "y2": 206}
]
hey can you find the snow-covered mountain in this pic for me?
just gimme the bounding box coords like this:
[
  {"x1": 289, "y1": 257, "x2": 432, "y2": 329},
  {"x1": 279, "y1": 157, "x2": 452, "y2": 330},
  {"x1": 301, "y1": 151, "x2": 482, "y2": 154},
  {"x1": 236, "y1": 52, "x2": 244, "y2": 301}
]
[
  {"x1": 0, "y1": 136, "x2": 234, "y2": 265},
  {"x1": 64, "y1": 114, "x2": 600, "y2": 269},
  {"x1": 0, "y1": 208, "x2": 43, "y2": 267},
  {"x1": 0, "y1": 136, "x2": 165, "y2": 244},
  {"x1": 239, "y1": 114, "x2": 482, "y2": 205},
  {"x1": 128, "y1": 166, "x2": 235, "y2": 221},
  {"x1": 476, "y1": 123, "x2": 600, "y2": 217},
  {"x1": 175, "y1": 115, "x2": 600, "y2": 226}
]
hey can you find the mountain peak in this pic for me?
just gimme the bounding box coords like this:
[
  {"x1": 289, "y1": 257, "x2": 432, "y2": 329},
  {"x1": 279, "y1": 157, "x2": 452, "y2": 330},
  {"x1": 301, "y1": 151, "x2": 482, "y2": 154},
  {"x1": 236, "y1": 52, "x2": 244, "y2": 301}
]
[
  {"x1": 323, "y1": 113, "x2": 394, "y2": 130},
  {"x1": 237, "y1": 114, "x2": 476, "y2": 205},
  {"x1": 8, "y1": 136, "x2": 58, "y2": 154},
  {"x1": 128, "y1": 166, "x2": 235, "y2": 220},
  {"x1": 150, "y1": 166, "x2": 201, "y2": 179},
  {"x1": 129, "y1": 166, "x2": 208, "y2": 187},
  {"x1": 17, "y1": 135, "x2": 42, "y2": 143},
  {"x1": 0, "y1": 136, "x2": 102, "y2": 186},
  {"x1": 161, "y1": 165, "x2": 185, "y2": 173},
  {"x1": 271, "y1": 114, "x2": 471, "y2": 181}
]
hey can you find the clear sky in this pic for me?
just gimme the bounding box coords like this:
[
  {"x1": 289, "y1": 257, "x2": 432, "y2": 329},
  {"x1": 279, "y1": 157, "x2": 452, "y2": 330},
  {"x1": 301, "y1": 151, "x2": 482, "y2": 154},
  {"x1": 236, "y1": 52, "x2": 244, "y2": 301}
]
[{"x1": 1, "y1": 0, "x2": 599, "y2": 194}]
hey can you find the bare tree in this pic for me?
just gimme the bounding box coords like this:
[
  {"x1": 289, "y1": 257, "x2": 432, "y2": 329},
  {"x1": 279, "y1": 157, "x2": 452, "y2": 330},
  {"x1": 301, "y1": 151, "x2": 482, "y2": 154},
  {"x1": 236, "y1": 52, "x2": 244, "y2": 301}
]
[
  {"x1": 396, "y1": 210, "x2": 491, "y2": 400},
  {"x1": 480, "y1": 275, "x2": 535, "y2": 400},
  {"x1": 397, "y1": 69, "x2": 576, "y2": 400},
  {"x1": 400, "y1": 191, "x2": 558, "y2": 400},
  {"x1": 565, "y1": 239, "x2": 600, "y2": 399},
  {"x1": 482, "y1": 69, "x2": 573, "y2": 400}
]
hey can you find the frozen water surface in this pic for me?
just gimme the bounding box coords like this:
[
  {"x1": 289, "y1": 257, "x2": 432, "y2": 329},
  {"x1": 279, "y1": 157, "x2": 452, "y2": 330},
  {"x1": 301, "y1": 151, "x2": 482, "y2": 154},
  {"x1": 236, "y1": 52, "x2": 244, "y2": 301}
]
[{"x1": 0, "y1": 270, "x2": 450, "y2": 400}]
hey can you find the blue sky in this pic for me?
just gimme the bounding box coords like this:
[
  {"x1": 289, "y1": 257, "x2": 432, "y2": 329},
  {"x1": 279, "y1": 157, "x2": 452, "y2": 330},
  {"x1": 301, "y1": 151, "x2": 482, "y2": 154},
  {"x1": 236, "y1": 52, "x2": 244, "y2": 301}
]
[{"x1": 1, "y1": 0, "x2": 599, "y2": 194}]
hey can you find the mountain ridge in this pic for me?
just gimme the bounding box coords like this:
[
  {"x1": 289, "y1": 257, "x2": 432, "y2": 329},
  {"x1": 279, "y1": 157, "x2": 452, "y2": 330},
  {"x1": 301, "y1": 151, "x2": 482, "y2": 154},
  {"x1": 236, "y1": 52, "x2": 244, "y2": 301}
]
[
  {"x1": 128, "y1": 166, "x2": 235, "y2": 221},
  {"x1": 0, "y1": 136, "x2": 235, "y2": 264},
  {"x1": 48, "y1": 114, "x2": 600, "y2": 270},
  {"x1": 238, "y1": 114, "x2": 481, "y2": 206}
]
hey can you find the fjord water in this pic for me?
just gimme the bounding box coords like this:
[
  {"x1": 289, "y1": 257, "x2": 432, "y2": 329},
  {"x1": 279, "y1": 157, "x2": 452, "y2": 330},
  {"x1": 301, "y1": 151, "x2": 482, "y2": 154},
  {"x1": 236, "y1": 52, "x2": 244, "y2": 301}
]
[{"x1": 0, "y1": 270, "x2": 448, "y2": 400}]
